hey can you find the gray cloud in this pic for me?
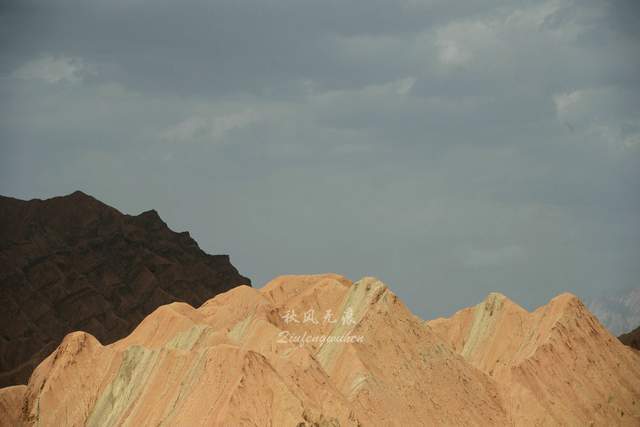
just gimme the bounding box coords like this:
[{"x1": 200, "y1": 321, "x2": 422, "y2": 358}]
[{"x1": 1, "y1": 0, "x2": 639, "y2": 329}]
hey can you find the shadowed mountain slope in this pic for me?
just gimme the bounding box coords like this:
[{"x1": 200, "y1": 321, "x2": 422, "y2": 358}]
[
  {"x1": 0, "y1": 191, "x2": 249, "y2": 386},
  {"x1": 620, "y1": 326, "x2": 640, "y2": 351}
]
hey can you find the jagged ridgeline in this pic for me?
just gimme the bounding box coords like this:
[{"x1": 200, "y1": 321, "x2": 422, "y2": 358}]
[
  {"x1": 0, "y1": 191, "x2": 250, "y2": 387},
  {"x1": 1, "y1": 274, "x2": 638, "y2": 426}
]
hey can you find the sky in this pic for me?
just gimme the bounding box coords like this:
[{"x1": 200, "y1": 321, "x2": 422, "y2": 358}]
[{"x1": 1, "y1": 0, "x2": 639, "y2": 331}]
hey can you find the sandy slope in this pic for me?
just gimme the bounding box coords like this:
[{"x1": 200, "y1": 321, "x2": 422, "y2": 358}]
[
  {"x1": 2, "y1": 274, "x2": 639, "y2": 426},
  {"x1": 428, "y1": 292, "x2": 640, "y2": 425}
]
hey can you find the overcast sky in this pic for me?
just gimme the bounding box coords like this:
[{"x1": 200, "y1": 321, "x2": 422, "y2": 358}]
[{"x1": 1, "y1": 0, "x2": 638, "y2": 329}]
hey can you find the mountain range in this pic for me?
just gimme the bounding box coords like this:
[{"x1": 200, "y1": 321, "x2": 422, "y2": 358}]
[
  {"x1": 0, "y1": 192, "x2": 249, "y2": 387},
  {"x1": 0, "y1": 193, "x2": 638, "y2": 426},
  {"x1": 1, "y1": 274, "x2": 638, "y2": 426}
]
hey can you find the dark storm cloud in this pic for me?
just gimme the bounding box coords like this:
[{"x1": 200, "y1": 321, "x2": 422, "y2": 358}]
[
  {"x1": 1, "y1": 0, "x2": 516, "y2": 95},
  {"x1": 0, "y1": 0, "x2": 638, "y2": 329}
]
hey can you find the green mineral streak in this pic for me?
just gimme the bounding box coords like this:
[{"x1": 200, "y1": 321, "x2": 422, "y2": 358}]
[
  {"x1": 86, "y1": 346, "x2": 159, "y2": 427},
  {"x1": 157, "y1": 347, "x2": 212, "y2": 426},
  {"x1": 228, "y1": 314, "x2": 255, "y2": 344},
  {"x1": 461, "y1": 293, "x2": 504, "y2": 359},
  {"x1": 316, "y1": 277, "x2": 387, "y2": 372},
  {"x1": 165, "y1": 324, "x2": 210, "y2": 351}
]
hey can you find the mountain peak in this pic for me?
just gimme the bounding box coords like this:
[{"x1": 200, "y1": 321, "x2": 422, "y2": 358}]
[
  {"x1": 67, "y1": 190, "x2": 91, "y2": 198},
  {"x1": 548, "y1": 291, "x2": 582, "y2": 307},
  {"x1": 427, "y1": 290, "x2": 640, "y2": 424},
  {"x1": 0, "y1": 192, "x2": 249, "y2": 387},
  {"x1": 60, "y1": 190, "x2": 104, "y2": 207},
  {"x1": 482, "y1": 291, "x2": 508, "y2": 307},
  {"x1": 3, "y1": 279, "x2": 638, "y2": 426},
  {"x1": 478, "y1": 291, "x2": 525, "y2": 317},
  {"x1": 135, "y1": 209, "x2": 167, "y2": 228}
]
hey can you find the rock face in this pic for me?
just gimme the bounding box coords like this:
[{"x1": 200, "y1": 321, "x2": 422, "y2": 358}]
[
  {"x1": 2, "y1": 274, "x2": 638, "y2": 426},
  {"x1": 620, "y1": 326, "x2": 640, "y2": 351},
  {"x1": 0, "y1": 191, "x2": 250, "y2": 387},
  {"x1": 428, "y1": 292, "x2": 640, "y2": 425}
]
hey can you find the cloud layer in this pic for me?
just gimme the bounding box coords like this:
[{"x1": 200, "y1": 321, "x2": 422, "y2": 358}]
[{"x1": 1, "y1": 0, "x2": 639, "y2": 327}]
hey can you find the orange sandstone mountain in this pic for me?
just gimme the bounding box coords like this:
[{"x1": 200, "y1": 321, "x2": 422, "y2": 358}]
[
  {"x1": 428, "y1": 292, "x2": 640, "y2": 425},
  {"x1": 1, "y1": 274, "x2": 639, "y2": 426},
  {"x1": 0, "y1": 191, "x2": 250, "y2": 387}
]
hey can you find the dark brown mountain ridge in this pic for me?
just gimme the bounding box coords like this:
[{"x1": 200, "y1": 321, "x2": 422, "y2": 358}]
[
  {"x1": 620, "y1": 326, "x2": 640, "y2": 351},
  {"x1": 0, "y1": 191, "x2": 249, "y2": 386}
]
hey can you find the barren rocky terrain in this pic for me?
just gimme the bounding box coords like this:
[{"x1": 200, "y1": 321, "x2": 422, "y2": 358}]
[
  {"x1": 620, "y1": 326, "x2": 640, "y2": 351},
  {"x1": 0, "y1": 192, "x2": 249, "y2": 387},
  {"x1": 1, "y1": 274, "x2": 638, "y2": 426}
]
